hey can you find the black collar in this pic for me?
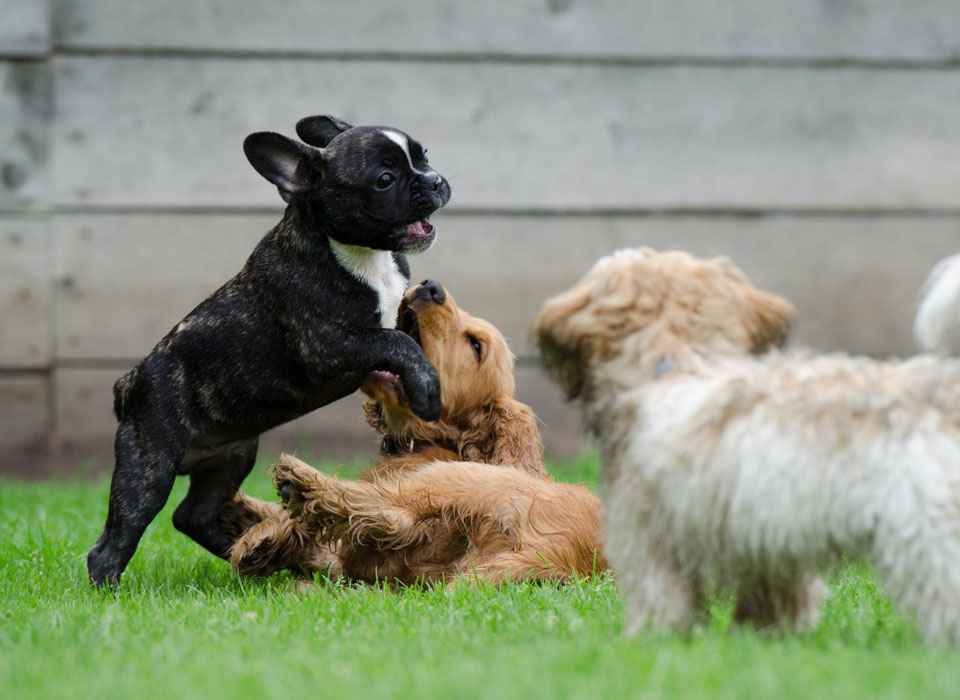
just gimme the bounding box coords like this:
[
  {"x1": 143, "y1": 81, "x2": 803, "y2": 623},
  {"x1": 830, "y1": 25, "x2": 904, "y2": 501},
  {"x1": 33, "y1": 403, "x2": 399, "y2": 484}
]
[
  {"x1": 379, "y1": 434, "x2": 416, "y2": 456},
  {"x1": 378, "y1": 434, "x2": 463, "y2": 458}
]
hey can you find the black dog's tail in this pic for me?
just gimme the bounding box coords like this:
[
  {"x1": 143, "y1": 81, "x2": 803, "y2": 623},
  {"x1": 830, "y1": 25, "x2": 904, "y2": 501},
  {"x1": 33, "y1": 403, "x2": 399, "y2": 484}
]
[{"x1": 112, "y1": 366, "x2": 140, "y2": 420}]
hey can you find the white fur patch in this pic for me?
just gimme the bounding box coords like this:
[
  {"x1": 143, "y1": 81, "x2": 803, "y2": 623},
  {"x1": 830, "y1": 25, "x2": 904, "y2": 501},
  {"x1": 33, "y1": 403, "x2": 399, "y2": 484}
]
[
  {"x1": 380, "y1": 130, "x2": 412, "y2": 166},
  {"x1": 380, "y1": 129, "x2": 432, "y2": 176},
  {"x1": 329, "y1": 240, "x2": 407, "y2": 328},
  {"x1": 591, "y1": 248, "x2": 647, "y2": 273},
  {"x1": 915, "y1": 252, "x2": 960, "y2": 355}
]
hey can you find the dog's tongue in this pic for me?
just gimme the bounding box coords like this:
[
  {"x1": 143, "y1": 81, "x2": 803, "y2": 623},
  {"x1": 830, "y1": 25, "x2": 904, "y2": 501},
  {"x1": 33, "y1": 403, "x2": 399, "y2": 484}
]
[{"x1": 407, "y1": 220, "x2": 434, "y2": 236}]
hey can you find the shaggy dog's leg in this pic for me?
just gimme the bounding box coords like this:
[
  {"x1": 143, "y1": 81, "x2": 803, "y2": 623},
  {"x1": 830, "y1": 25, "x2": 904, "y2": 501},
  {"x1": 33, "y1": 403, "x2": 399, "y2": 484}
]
[
  {"x1": 605, "y1": 478, "x2": 703, "y2": 633},
  {"x1": 873, "y1": 521, "x2": 960, "y2": 643},
  {"x1": 228, "y1": 509, "x2": 330, "y2": 577},
  {"x1": 218, "y1": 492, "x2": 282, "y2": 543},
  {"x1": 733, "y1": 574, "x2": 829, "y2": 632},
  {"x1": 452, "y1": 551, "x2": 563, "y2": 585},
  {"x1": 274, "y1": 456, "x2": 427, "y2": 549},
  {"x1": 618, "y1": 543, "x2": 703, "y2": 635},
  {"x1": 276, "y1": 457, "x2": 552, "y2": 550}
]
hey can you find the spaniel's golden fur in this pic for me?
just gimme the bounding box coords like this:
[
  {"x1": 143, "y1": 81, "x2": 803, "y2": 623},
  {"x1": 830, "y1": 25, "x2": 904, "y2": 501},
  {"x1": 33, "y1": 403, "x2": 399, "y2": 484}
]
[
  {"x1": 535, "y1": 247, "x2": 960, "y2": 642},
  {"x1": 221, "y1": 282, "x2": 604, "y2": 584}
]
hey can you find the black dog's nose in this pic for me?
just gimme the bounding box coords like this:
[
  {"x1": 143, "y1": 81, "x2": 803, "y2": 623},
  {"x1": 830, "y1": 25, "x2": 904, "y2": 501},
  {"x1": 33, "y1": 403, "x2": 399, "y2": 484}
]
[
  {"x1": 422, "y1": 172, "x2": 443, "y2": 192},
  {"x1": 417, "y1": 279, "x2": 445, "y2": 305}
]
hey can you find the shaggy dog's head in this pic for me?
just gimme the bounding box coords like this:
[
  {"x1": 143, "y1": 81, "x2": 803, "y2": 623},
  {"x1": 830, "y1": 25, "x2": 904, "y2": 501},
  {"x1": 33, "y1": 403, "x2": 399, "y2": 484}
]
[
  {"x1": 362, "y1": 281, "x2": 544, "y2": 473},
  {"x1": 533, "y1": 248, "x2": 795, "y2": 398}
]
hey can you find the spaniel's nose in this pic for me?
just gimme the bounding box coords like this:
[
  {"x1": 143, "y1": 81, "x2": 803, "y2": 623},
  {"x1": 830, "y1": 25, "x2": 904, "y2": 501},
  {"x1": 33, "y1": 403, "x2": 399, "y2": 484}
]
[{"x1": 416, "y1": 280, "x2": 446, "y2": 305}]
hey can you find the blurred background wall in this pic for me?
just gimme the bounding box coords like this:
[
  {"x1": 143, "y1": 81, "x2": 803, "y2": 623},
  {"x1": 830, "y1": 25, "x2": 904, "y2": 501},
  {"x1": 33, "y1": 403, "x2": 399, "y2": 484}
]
[{"x1": 2, "y1": 0, "x2": 959, "y2": 474}]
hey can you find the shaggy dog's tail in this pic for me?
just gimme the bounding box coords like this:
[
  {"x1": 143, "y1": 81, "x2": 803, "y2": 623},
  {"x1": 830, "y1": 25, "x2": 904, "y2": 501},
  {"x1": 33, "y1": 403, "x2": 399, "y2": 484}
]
[{"x1": 915, "y1": 253, "x2": 960, "y2": 355}]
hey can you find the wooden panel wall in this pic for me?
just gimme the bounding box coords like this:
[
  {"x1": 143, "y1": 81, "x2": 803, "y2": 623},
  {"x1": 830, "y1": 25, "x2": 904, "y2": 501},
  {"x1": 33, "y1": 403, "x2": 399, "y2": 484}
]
[
  {"x1": 2, "y1": 1, "x2": 959, "y2": 474},
  {"x1": 53, "y1": 58, "x2": 960, "y2": 210},
  {"x1": 52, "y1": 0, "x2": 960, "y2": 61},
  {"x1": 1, "y1": 6, "x2": 52, "y2": 462}
]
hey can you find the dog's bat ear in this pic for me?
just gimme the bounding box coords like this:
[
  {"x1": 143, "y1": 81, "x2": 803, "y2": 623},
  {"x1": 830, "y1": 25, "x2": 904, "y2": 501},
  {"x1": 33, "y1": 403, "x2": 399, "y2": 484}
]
[
  {"x1": 243, "y1": 131, "x2": 321, "y2": 203},
  {"x1": 296, "y1": 115, "x2": 354, "y2": 148}
]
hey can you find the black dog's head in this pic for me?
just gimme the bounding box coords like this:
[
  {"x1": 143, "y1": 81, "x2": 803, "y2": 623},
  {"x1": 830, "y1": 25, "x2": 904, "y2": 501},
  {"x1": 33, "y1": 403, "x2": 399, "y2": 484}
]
[{"x1": 243, "y1": 115, "x2": 451, "y2": 254}]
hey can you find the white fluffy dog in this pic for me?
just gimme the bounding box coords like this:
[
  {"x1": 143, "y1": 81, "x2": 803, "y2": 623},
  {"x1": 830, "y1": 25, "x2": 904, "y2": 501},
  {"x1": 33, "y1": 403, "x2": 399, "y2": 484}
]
[{"x1": 534, "y1": 248, "x2": 960, "y2": 642}]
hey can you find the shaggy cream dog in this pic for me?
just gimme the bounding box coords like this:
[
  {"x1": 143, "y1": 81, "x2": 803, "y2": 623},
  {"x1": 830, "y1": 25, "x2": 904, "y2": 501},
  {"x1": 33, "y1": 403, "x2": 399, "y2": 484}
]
[{"x1": 534, "y1": 247, "x2": 960, "y2": 642}]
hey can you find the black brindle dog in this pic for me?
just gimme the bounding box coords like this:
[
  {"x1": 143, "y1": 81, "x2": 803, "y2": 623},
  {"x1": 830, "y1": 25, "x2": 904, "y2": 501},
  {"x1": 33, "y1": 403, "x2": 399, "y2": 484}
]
[{"x1": 87, "y1": 115, "x2": 451, "y2": 586}]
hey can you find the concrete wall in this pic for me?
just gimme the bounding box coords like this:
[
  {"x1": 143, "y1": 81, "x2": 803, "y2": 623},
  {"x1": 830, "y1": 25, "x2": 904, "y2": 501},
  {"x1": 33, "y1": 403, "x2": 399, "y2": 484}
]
[{"x1": 2, "y1": 1, "x2": 959, "y2": 474}]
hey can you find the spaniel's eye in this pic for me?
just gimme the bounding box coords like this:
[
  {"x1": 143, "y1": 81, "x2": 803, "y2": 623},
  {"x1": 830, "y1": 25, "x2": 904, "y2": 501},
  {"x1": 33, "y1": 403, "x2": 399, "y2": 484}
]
[
  {"x1": 375, "y1": 172, "x2": 396, "y2": 190},
  {"x1": 467, "y1": 333, "x2": 483, "y2": 361}
]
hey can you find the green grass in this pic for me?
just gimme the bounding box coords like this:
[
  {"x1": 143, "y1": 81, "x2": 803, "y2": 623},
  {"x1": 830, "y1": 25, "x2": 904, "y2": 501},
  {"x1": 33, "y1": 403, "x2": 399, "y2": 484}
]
[{"x1": 1, "y1": 454, "x2": 956, "y2": 699}]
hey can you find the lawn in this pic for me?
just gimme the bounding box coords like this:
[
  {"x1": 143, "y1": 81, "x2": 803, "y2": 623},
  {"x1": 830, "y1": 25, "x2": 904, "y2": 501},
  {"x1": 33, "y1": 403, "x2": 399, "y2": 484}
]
[{"x1": 0, "y1": 453, "x2": 956, "y2": 699}]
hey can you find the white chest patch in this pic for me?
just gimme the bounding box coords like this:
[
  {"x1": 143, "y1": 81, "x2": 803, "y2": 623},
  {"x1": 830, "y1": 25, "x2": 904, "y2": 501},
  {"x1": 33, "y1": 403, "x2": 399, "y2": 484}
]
[{"x1": 329, "y1": 240, "x2": 407, "y2": 328}]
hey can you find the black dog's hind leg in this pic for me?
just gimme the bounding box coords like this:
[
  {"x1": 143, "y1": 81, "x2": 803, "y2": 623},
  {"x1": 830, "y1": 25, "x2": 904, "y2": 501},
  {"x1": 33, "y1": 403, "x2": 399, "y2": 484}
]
[
  {"x1": 172, "y1": 437, "x2": 259, "y2": 559},
  {"x1": 87, "y1": 421, "x2": 182, "y2": 587}
]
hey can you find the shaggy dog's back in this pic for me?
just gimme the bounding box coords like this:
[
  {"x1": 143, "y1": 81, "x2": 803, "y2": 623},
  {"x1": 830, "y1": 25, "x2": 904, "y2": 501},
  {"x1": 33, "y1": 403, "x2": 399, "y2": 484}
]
[{"x1": 611, "y1": 352, "x2": 960, "y2": 638}]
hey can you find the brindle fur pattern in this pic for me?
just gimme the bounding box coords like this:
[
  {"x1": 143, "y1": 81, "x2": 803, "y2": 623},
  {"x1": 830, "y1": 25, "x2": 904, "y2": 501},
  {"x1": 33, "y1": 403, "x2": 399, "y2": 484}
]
[{"x1": 87, "y1": 115, "x2": 451, "y2": 586}]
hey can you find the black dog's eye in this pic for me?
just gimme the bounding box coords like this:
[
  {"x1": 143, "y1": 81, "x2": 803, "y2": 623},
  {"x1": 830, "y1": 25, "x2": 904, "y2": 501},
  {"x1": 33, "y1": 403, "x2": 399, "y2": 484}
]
[
  {"x1": 376, "y1": 172, "x2": 396, "y2": 190},
  {"x1": 466, "y1": 333, "x2": 483, "y2": 362}
]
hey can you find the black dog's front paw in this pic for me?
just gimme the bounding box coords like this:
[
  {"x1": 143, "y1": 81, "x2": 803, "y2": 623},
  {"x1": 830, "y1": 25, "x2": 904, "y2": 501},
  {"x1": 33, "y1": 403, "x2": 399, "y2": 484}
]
[{"x1": 406, "y1": 372, "x2": 442, "y2": 422}]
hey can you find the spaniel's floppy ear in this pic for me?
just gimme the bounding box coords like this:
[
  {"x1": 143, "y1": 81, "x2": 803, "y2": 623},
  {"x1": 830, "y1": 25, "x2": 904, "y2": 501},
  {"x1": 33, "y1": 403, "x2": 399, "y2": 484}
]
[
  {"x1": 296, "y1": 115, "x2": 354, "y2": 148},
  {"x1": 460, "y1": 398, "x2": 545, "y2": 475},
  {"x1": 745, "y1": 286, "x2": 795, "y2": 353}
]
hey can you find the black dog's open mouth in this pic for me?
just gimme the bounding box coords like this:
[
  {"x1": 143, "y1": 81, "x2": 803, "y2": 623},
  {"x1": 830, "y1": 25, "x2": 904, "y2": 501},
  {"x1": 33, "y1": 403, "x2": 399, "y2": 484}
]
[
  {"x1": 394, "y1": 218, "x2": 436, "y2": 254},
  {"x1": 406, "y1": 219, "x2": 434, "y2": 237},
  {"x1": 393, "y1": 218, "x2": 433, "y2": 238}
]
